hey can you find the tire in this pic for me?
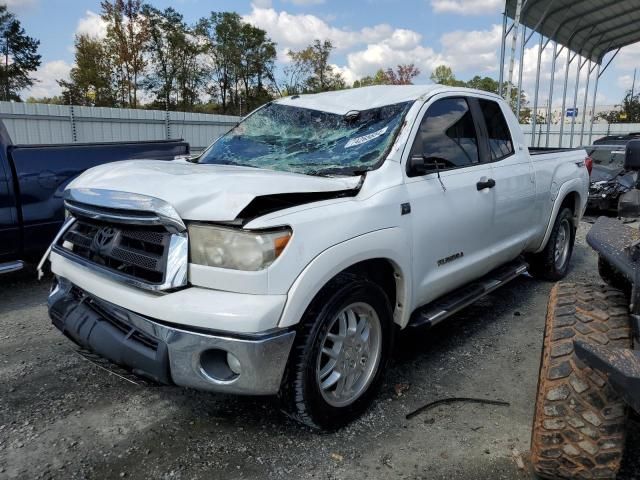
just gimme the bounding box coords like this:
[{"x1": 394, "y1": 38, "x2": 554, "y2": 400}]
[
  {"x1": 278, "y1": 272, "x2": 395, "y2": 430},
  {"x1": 527, "y1": 207, "x2": 576, "y2": 281},
  {"x1": 598, "y1": 256, "x2": 631, "y2": 296},
  {"x1": 531, "y1": 283, "x2": 632, "y2": 479}
]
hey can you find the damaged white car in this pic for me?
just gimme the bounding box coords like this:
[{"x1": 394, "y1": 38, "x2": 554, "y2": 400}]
[{"x1": 45, "y1": 85, "x2": 590, "y2": 429}]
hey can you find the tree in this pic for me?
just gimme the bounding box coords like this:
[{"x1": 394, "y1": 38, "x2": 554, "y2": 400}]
[
  {"x1": 385, "y1": 64, "x2": 420, "y2": 85},
  {"x1": 143, "y1": 6, "x2": 208, "y2": 110},
  {"x1": 0, "y1": 5, "x2": 41, "y2": 101},
  {"x1": 353, "y1": 69, "x2": 389, "y2": 88},
  {"x1": 101, "y1": 0, "x2": 149, "y2": 107},
  {"x1": 353, "y1": 64, "x2": 420, "y2": 88},
  {"x1": 58, "y1": 34, "x2": 117, "y2": 107},
  {"x1": 200, "y1": 12, "x2": 276, "y2": 114},
  {"x1": 597, "y1": 90, "x2": 640, "y2": 124},
  {"x1": 284, "y1": 39, "x2": 344, "y2": 94},
  {"x1": 429, "y1": 65, "x2": 465, "y2": 87}
]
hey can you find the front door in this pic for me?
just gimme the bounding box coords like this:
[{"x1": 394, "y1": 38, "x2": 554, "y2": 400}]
[{"x1": 404, "y1": 96, "x2": 497, "y2": 307}]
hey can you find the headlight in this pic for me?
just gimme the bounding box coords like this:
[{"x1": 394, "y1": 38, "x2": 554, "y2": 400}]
[{"x1": 188, "y1": 224, "x2": 292, "y2": 271}]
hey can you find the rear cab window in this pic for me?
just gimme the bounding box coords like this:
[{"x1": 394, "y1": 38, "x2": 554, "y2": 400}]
[{"x1": 478, "y1": 99, "x2": 514, "y2": 161}]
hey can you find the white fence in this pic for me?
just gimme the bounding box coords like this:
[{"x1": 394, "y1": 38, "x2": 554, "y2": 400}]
[
  {"x1": 521, "y1": 122, "x2": 640, "y2": 148},
  {"x1": 0, "y1": 101, "x2": 240, "y2": 152}
]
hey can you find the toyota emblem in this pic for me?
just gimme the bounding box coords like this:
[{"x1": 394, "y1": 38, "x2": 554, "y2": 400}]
[{"x1": 91, "y1": 226, "x2": 117, "y2": 254}]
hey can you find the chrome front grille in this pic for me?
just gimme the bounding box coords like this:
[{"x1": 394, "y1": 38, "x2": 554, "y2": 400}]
[
  {"x1": 62, "y1": 220, "x2": 170, "y2": 284},
  {"x1": 53, "y1": 190, "x2": 189, "y2": 291}
]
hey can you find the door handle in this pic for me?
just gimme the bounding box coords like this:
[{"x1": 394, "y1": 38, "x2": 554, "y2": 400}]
[{"x1": 476, "y1": 178, "x2": 496, "y2": 190}]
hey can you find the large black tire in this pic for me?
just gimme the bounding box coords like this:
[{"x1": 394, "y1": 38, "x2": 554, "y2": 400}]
[
  {"x1": 598, "y1": 256, "x2": 631, "y2": 296},
  {"x1": 531, "y1": 283, "x2": 632, "y2": 479},
  {"x1": 278, "y1": 273, "x2": 395, "y2": 430},
  {"x1": 527, "y1": 207, "x2": 576, "y2": 281}
]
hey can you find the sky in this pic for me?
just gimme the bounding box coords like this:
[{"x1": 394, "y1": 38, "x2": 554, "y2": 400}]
[{"x1": 9, "y1": 0, "x2": 640, "y2": 109}]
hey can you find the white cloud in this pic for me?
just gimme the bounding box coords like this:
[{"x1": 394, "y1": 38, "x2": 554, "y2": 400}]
[
  {"x1": 439, "y1": 24, "x2": 502, "y2": 73},
  {"x1": 243, "y1": 6, "x2": 395, "y2": 51},
  {"x1": 76, "y1": 10, "x2": 107, "y2": 39},
  {"x1": 615, "y1": 44, "x2": 640, "y2": 72},
  {"x1": 22, "y1": 60, "x2": 72, "y2": 100},
  {"x1": 431, "y1": 0, "x2": 502, "y2": 15},
  {"x1": 617, "y1": 74, "x2": 634, "y2": 91}
]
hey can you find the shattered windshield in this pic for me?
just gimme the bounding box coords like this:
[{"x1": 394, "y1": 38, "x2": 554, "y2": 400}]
[{"x1": 197, "y1": 100, "x2": 413, "y2": 176}]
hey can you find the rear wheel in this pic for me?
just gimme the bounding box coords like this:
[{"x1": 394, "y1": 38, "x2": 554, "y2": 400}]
[
  {"x1": 527, "y1": 207, "x2": 575, "y2": 281},
  {"x1": 531, "y1": 283, "x2": 631, "y2": 479},
  {"x1": 278, "y1": 273, "x2": 395, "y2": 430}
]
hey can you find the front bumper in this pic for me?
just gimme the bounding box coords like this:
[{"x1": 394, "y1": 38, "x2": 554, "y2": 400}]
[{"x1": 49, "y1": 277, "x2": 296, "y2": 395}]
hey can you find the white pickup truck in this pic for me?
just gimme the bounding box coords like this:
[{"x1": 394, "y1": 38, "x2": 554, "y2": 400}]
[{"x1": 45, "y1": 85, "x2": 590, "y2": 430}]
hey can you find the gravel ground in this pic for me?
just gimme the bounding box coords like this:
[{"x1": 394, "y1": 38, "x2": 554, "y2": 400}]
[{"x1": 1, "y1": 221, "x2": 639, "y2": 480}]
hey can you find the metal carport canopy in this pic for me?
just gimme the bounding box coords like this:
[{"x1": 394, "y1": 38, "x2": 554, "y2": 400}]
[{"x1": 505, "y1": 0, "x2": 640, "y2": 63}]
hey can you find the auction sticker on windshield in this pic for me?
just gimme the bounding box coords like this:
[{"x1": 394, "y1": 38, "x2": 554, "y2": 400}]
[{"x1": 345, "y1": 127, "x2": 389, "y2": 149}]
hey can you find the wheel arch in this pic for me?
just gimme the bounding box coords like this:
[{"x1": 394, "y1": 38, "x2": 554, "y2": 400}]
[
  {"x1": 278, "y1": 228, "x2": 412, "y2": 330},
  {"x1": 534, "y1": 181, "x2": 585, "y2": 254}
]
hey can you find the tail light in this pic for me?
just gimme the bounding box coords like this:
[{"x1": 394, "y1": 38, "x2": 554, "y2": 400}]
[{"x1": 584, "y1": 156, "x2": 593, "y2": 176}]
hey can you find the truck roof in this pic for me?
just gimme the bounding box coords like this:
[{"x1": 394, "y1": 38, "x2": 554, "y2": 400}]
[{"x1": 275, "y1": 84, "x2": 501, "y2": 115}]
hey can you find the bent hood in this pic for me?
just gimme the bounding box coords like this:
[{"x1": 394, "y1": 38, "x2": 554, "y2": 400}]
[{"x1": 68, "y1": 160, "x2": 361, "y2": 221}]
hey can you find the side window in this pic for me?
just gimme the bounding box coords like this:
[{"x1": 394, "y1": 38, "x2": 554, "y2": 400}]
[
  {"x1": 410, "y1": 98, "x2": 479, "y2": 169},
  {"x1": 478, "y1": 99, "x2": 514, "y2": 161}
]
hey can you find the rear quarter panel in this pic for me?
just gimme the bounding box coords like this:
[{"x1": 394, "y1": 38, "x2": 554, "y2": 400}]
[{"x1": 526, "y1": 149, "x2": 589, "y2": 252}]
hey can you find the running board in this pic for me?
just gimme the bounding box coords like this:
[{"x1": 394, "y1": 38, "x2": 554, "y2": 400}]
[
  {"x1": 0, "y1": 260, "x2": 24, "y2": 275},
  {"x1": 408, "y1": 259, "x2": 528, "y2": 329}
]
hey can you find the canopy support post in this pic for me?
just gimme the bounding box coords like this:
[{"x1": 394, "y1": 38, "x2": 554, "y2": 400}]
[
  {"x1": 588, "y1": 63, "x2": 601, "y2": 145},
  {"x1": 498, "y1": 11, "x2": 507, "y2": 96},
  {"x1": 559, "y1": 52, "x2": 574, "y2": 148},
  {"x1": 505, "y1": 0, "x2": 523, "y2": 104},
  {"x1": 516, "y1": 26, "x2": 527, "y2": 119},
  {"x1": 579, "y1": 60, "x2": 592, "y2": 146},
  {"x1": 569, "y1": 58, "x2": 585, "y2": 148},
  {"x1": 531, "y1": 34, "x2": 544, "y2": 146},
  {"x1": 545, "y1": 41, "x2": 558, "y2": 147}
]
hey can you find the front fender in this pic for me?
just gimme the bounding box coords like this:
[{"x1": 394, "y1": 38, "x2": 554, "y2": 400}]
[{"x1": 278, "y1": 227, "x2": 413, "y2": 329}]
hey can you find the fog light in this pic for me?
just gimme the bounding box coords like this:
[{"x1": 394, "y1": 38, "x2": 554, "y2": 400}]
[{"x1": 226, "y1": 352, "x2": 242, "y2": 375}]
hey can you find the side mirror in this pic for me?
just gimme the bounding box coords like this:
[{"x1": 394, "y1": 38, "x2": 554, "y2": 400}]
[
  {"x1": 624, "y1": 140, "x2": 640, "y2": 171},
  {"x1": 408, "y1": 154, "x2": 429, "y2": 176},
  {"x1": 408, "y1": 154, "x2": 444, "y2": 176}
]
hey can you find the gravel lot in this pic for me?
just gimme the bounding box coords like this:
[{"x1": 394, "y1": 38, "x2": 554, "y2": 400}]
[{"x1": 1, "y1": 221, "x2": 639, "y2": 480}]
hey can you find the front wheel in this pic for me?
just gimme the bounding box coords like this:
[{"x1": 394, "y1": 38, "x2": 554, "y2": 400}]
[
  {"x1": 527, "y1": 207, "x2": 576, "y2": 281},
  {"x1": 278, "y1": 273, "x2": 395, "y2": 430}
]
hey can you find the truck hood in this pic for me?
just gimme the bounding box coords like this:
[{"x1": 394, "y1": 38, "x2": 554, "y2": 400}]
[{"x1": 68, "y1": 160, "x2": 361, "y2": 222}]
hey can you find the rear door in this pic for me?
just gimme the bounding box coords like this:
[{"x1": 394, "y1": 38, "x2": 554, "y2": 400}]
[
  {"x1": 477, "y1": 98, "x2": 537, "y2": 261},
  {"x1": 0, "y1": 149, "x2": 20, "y2": 262},
  {"x1": 404, "y1": 95, "x2": 498, "y2": 307}
]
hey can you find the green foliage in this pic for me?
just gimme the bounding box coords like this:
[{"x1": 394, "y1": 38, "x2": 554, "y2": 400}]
[
  {"x1": 59, "y1": 34, "x2": 118, "y2": 107},
  {"x1": 143, "y1": 6, "x2": 208, "y2": 111},
  {"x1": 354, "y1": 65, "x2": 421, "y2": 88},
  {"x1": 284, "y1": 39, "x2": 344, "y2": 94},
  {"x1": 199, "y1": 12, "x2": 277, "y2": 114},
  {"x1": 429, "y1": 65, "x2": 465, "y2": 87},
  {"x1": 100, "y1": 0, "x2": 149, "y2": 107},
  {"x1": 0, "y1": 5, "x2": 41, "y2": 101},
  {"x1": 597, "y1": 90, "x2": 640, "y2": 123}
]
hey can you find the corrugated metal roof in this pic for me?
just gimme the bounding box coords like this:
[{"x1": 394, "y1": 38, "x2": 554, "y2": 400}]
[{"x1": 505, "y1": 0, "x2": 640, "y2": 62}]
